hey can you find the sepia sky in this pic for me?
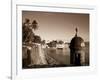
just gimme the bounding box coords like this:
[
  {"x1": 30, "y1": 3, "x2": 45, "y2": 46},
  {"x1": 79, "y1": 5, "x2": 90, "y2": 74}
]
[{"x1": 22, "y1": 11, "x2": 89, "y2": 42}]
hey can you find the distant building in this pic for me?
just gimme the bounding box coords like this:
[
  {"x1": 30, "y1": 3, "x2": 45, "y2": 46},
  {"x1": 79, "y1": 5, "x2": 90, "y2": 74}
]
[{"x1": 69, "y1": 28, "x2": 85, "y2": 66}]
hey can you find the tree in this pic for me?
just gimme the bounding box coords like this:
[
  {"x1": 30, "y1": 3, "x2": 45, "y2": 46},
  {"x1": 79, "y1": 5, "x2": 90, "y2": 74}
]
[
  {"x1": 22, "y1": 18, "x2": 30, "y2": 42},
  {"x1": 41, "y1": 40, "x2": 46, "y2": 45},
  {"x1": 22, "y1": 19, "x2": 41, "y2": 44},
  {"x1": 58, "y1": 40, "x2": 64, "y2": 44},
  {"x1": 33, "y1": 35, "x2": 41, "y2": 43},
  {"x1": 22, "y1": 18, "x2": 35, "y2": 43},
  {"x1": 32, "y1": 20, "x2": 38, "y2": 31}
]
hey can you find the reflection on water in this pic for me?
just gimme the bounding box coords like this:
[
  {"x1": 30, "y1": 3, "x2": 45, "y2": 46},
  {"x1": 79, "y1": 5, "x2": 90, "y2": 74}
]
[{"x1": 45, "y1": 47, "x2": 70, "y2": 65}]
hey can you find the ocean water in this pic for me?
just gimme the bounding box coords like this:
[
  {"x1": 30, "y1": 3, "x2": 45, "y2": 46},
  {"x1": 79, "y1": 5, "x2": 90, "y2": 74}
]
[{"x1": 44, "y1": 42, "x2": 89, "y2": 65}]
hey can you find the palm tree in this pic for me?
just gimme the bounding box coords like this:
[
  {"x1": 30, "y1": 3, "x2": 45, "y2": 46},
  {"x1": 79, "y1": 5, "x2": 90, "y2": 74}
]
[
  {"x1": 23, "y1": 18, "x2": 35, "y2": 43},
  {"x1": 22, "y1": 18, "x2": 30, "y2": 42},
  {"x1": 32, "y1": 20, "x2": 38, "y2": 31}
]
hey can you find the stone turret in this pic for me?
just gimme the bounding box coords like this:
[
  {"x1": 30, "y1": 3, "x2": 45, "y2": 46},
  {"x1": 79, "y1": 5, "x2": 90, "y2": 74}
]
[{"x1": 69, "y1": 28, "x2": 85, "y2": 66}]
